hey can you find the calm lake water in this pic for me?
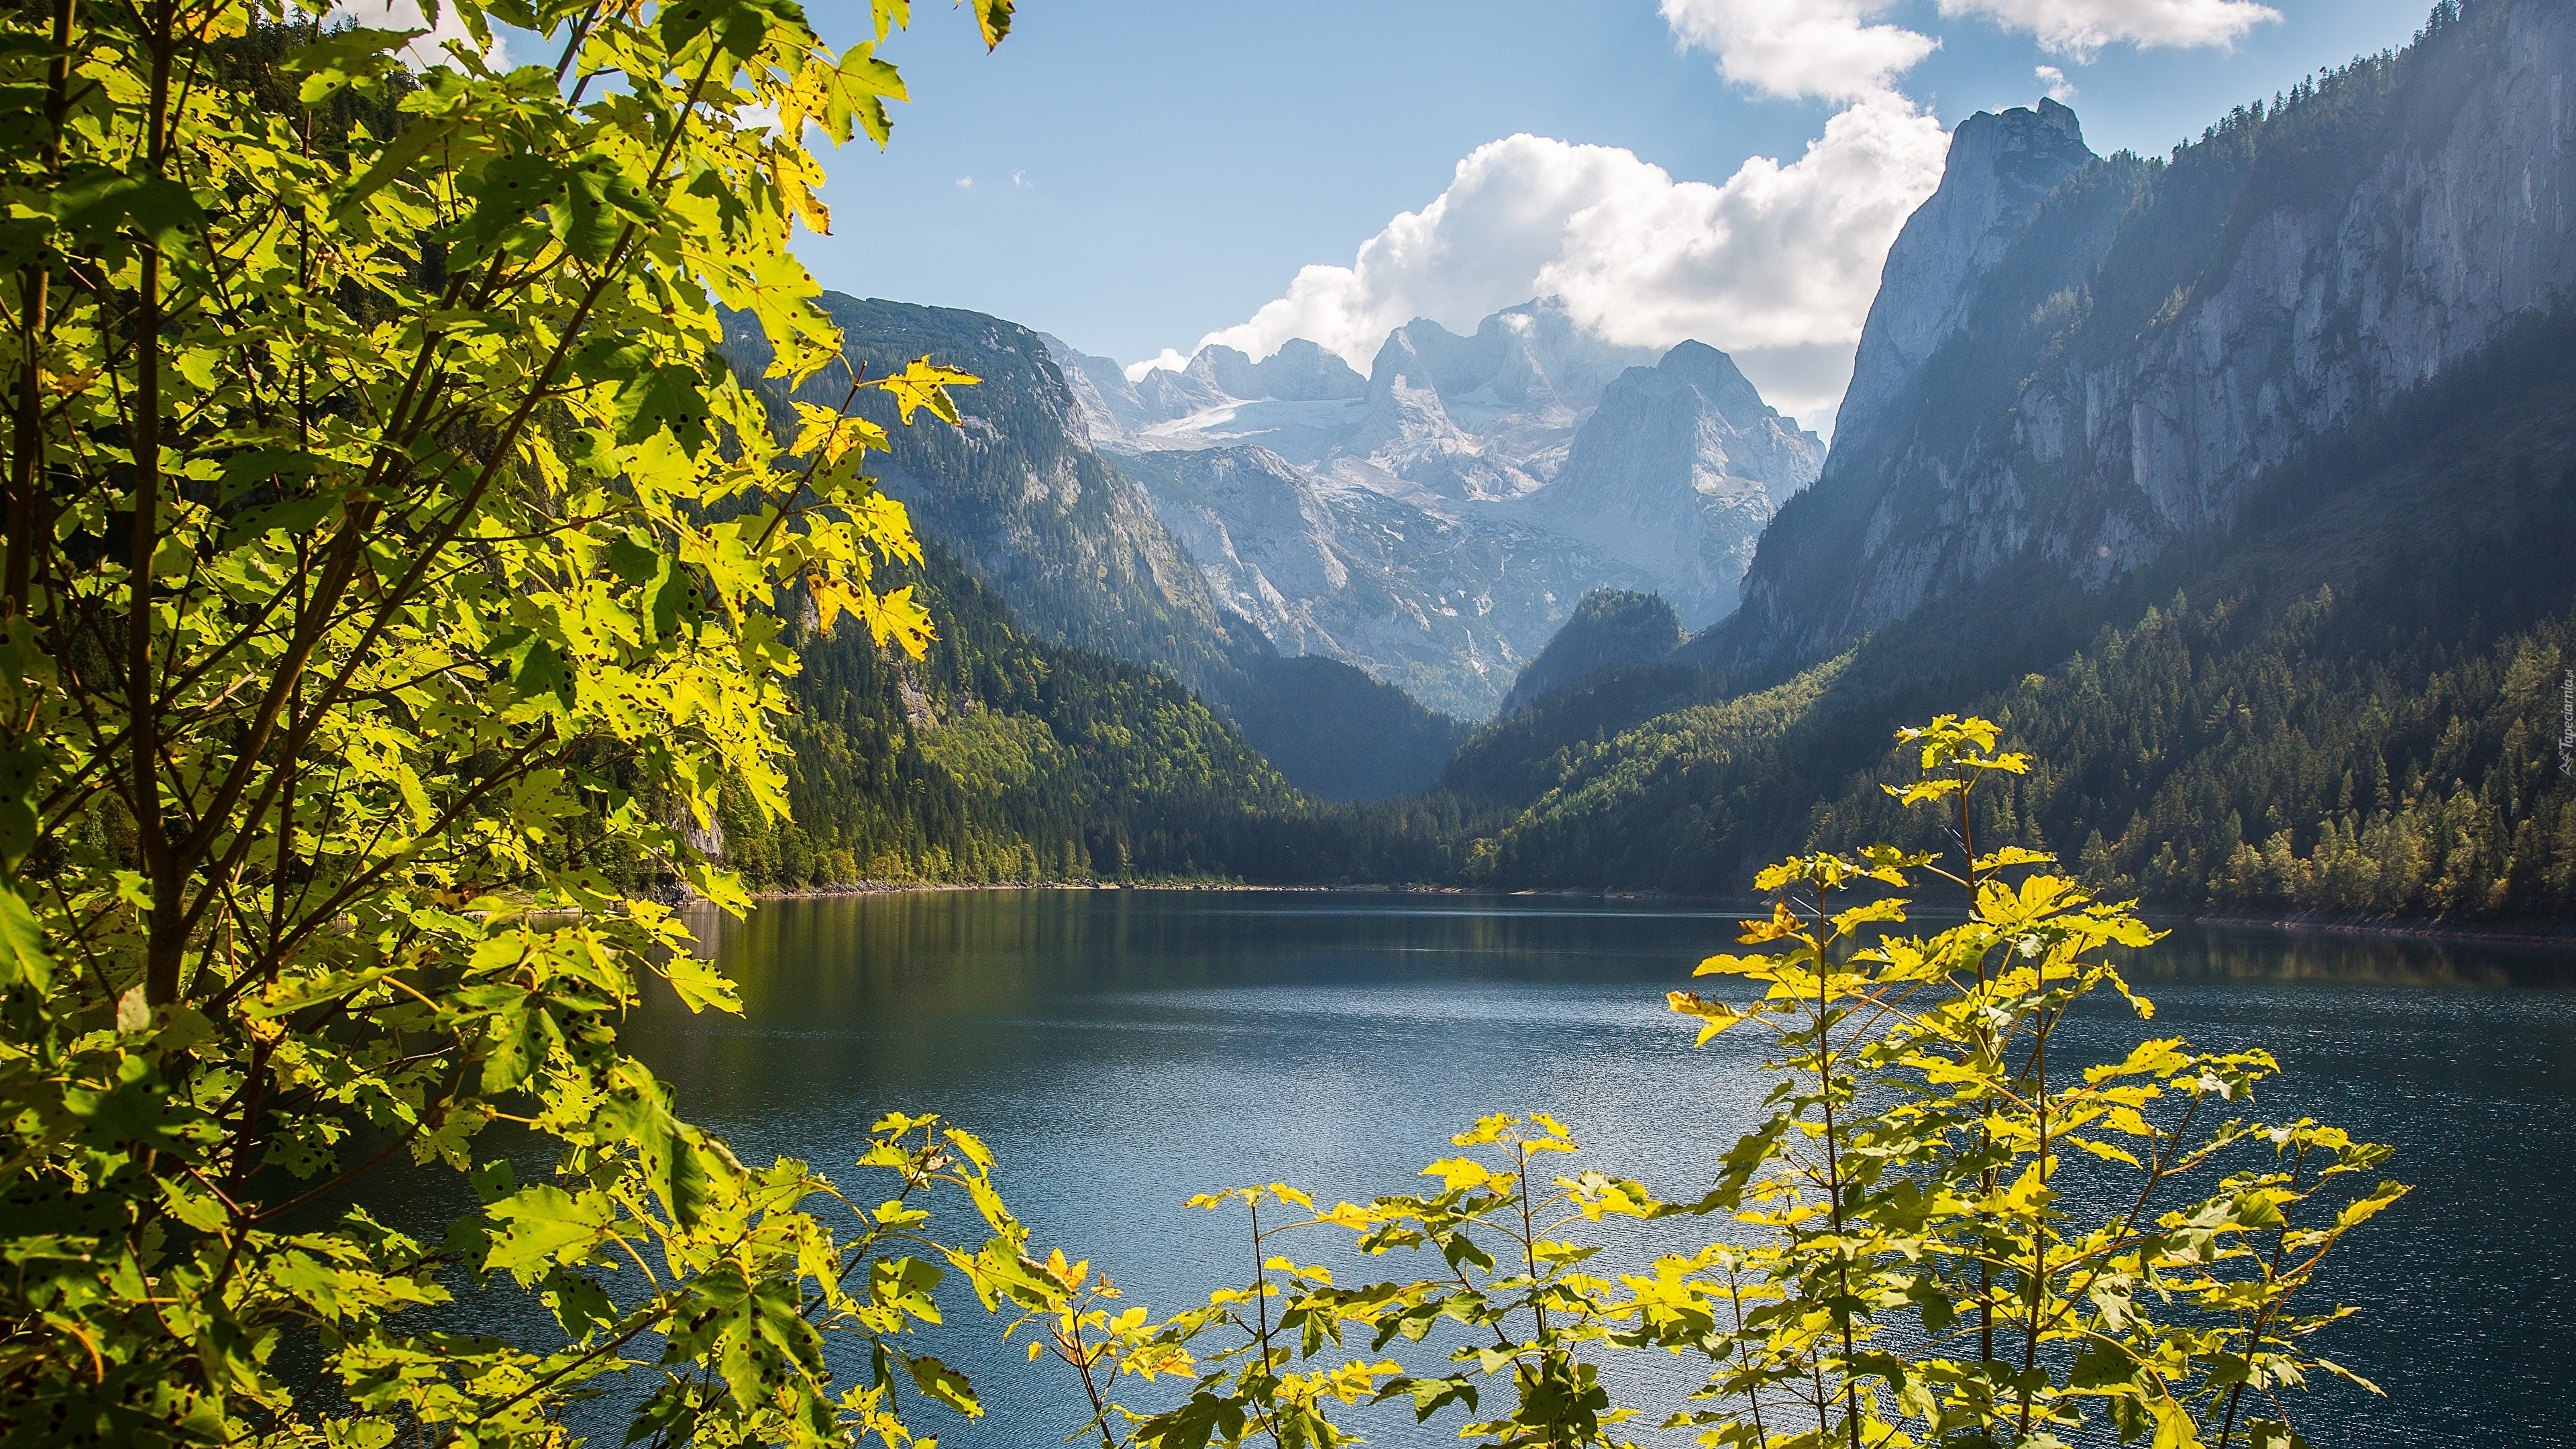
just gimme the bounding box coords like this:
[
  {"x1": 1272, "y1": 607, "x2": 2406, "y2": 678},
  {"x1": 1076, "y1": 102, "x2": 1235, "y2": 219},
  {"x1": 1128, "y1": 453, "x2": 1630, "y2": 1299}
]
[{"x1": 589, "y1": 890, "x2": 2576, "y2": 1449}]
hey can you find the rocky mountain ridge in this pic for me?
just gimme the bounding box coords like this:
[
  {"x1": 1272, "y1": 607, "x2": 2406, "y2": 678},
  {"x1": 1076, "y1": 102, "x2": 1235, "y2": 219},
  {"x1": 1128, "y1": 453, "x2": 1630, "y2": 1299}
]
[{"x1": 1831, "y1": 97, "x2": 2096, "y2": 463}]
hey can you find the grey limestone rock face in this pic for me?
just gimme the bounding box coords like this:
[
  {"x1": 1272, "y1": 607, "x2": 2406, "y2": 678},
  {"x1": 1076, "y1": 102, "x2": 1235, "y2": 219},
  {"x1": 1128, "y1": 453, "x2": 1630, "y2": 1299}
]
[
  {"x1": 1038, "y1": 333, "x2": 1150, "y2": 440},
  {"x1": 725, "y1": 300, "x2": 1245, "y2": 705},
  {"x1": 1186, "y1": 339, "x2": 1368, "y2": 402},
  {"x1": 1119, "y1": 442, "x2": 1606, "y2": 718}
]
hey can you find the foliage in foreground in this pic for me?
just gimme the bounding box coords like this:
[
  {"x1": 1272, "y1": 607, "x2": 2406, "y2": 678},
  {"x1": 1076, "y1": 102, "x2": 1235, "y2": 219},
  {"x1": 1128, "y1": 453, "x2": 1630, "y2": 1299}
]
[
  {"x1": 1010, "y1": 718, "x2": 2404, "y2": 1449},
  {"x1": 0, "y1": 3, "x2": 1070, "y2": 1446}
]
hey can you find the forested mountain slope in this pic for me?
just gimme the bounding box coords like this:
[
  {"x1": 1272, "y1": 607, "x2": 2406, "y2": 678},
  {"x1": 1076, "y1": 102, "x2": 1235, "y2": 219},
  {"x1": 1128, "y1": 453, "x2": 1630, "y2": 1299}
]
[
  {"x1": 1496, "y1": 590, "x2": 1688, "y2": 718},
  {"x1": 708, "y1": 541, "x2": 1299, "y2": 888}
]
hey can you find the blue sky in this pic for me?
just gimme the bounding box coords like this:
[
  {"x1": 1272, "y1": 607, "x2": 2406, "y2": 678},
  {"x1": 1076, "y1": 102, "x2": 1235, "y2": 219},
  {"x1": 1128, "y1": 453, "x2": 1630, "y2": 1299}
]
[{"x1": 783, "y1": 0, "x2": 2438, "y2": 431}]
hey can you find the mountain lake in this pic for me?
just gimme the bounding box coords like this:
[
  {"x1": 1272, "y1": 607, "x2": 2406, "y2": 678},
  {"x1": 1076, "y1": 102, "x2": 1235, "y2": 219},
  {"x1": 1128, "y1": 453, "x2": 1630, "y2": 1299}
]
[{"x1": 374, "y1": 890, "x2": 2575, "y2": 1448}]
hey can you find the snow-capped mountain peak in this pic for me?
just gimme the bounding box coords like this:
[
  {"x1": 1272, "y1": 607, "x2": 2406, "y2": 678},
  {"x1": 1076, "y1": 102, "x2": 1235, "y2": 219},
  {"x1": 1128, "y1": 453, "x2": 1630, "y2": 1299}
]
[{"x1": 1045, "y1": 299, "x2": 1819, "y2": 714}]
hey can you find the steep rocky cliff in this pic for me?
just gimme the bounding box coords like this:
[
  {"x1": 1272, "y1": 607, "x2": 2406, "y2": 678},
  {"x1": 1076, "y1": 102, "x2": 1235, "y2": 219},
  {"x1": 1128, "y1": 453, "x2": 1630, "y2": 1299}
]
[
  {"x1": 1710, "y1": 0, "x2": 2576, "y2": 674},
  {"x1": 1114, "y1": 444, "x2": 1560, "y2": 713},
  {"x1": 722, "y1": 298, "x2": 1248, "y2": 696},
  {"x1": 1542, "y1": 341, "x2": 1821, "y2": 623},
  {"x1": 1833, "y1": 99, "x2": 2096, "y2": 461}
]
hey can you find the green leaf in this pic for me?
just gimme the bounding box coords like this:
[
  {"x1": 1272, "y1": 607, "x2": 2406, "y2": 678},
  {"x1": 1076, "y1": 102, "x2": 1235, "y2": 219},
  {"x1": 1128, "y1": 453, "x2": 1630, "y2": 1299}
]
[
  {"x1": 474, "y1": 988, "x2": 550, "y2": 1095},
  {"x1": 53, "y1": 166, "x2": 205, "y2": 246},
  {"x1": 333, "y1": 112, "x2": 456, "y2": 223},
  {"x1": 220, "y1": 493, "x2": 341, "y2": 549},
  {"x1": 485, "y1": 1185, "x2": 616, "y2": 1277},
  {"x1": 0, "y1": 881, "x2": 56, "y2": 991},
  {"x1": 2071, "y1": 1340, "x2": 2139, "y2": 1390},
  {"x1": 552, "y1": 153, "x2": 648, "y2": 265},
  {"x1": 904, "y1": 1352, "x2": 979, "y2": 1415},
  {"x1": 658, "y1": 0, "x2": 773, "y2": 59},
  {"x1": 1383, "y1": 1375, "x2": 1477, "y2": 1424},
  {"x1": 661, "y1": 954, "x2": 742, "y2": 1014},
  {"x1": 1136, "y1": 1391, "x2": 1245, "y2": 1449},
  {"x1": 605, "y1": 534, "x2": 661, "y2": 586},
  {"x1": 0, "y1": 796, "x2": 35, "y2": 867},
  {"x1": 614, "y1": 363, "x2": 714, "y2": 451},
  {"x1": 461, "y1": 153, "x2": 562, "y2": 255},
  {"x1": 504, "y1": 635, "x2": 578, "y2": 715},
  {"x1": 831, "y1": 44, "x2": 905, "y2": 146},
  {"x1": 874, "y1": 356, "x2": 977, "y2": 426},
  {"x1": 0, "y1": 214, "x2": 56, "y2": 272},
  {"x1": 595, "y1": 1075, "x2": 732, "y2": 1229},
  {"x1": 971, "y1": 0, "x2": 1013, "y2": 48},
  {"x1": 648, "y1": 560, "x2": 703, "y2": 641},
  {"x1": 64, "y1": 1054, "x2": 195, "y2": 1150},
  {"x1": 1903, "y1": 1274, "x2": 1955, "y2": 1333},
  {"x1": 284, "y1": 25, "x2": 411, "y2": 104}
]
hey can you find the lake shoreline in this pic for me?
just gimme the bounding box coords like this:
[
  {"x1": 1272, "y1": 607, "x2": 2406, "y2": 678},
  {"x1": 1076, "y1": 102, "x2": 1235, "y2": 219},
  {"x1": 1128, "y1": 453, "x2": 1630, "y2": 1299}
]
[{"x1": 716, "y1": 879, "x2": 2576, "y2": 947}]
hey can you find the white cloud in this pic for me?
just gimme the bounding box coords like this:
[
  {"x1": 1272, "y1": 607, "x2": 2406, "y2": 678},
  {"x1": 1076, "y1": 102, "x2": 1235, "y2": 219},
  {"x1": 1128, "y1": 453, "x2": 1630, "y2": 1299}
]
[
  {"x1": 1125, "y1": 348, "x2": 1189, "y2": 381},
  {"x1": 1656, "y1": 0, "x2": 1936, "y2": 103},
  {"x1": 1937, "y1": 0, "x2": 2280, "y2": 58},
  {"x1": 329, "y1": 1, "x2": 507, "y2": 70},
  {"x1": 955, "y1": 176, "x2": 975, "y2": 190},
  {"x1": 1193, "y1": 97, "x2": 1947, "y2": 430},
  {"x1": 1012, "y1": 169, "x2": 1030, "y2": 189},
  {"x1": 2036, "y1": 64, "x2": 2076, "y2": 101}
]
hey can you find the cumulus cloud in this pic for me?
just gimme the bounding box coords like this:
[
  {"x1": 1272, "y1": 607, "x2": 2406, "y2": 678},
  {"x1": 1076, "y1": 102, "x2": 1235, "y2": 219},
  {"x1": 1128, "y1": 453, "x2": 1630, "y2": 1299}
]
[
  {"x1": 329, "y1": 1, "x2": 508, "y2": 70},
  {"x1": 1190, "y1": 97, "x2": 1947, "y2": 429},
  {"x1": 1657, "y1": 0, "x2": 1937, "y2": 103},
  {"x1": 2035, "y1": 64, "x2": 2076, "y2": 101},
  {"x1": 1938, "y1": 0, "x2": 2280, "y2": 57}
]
